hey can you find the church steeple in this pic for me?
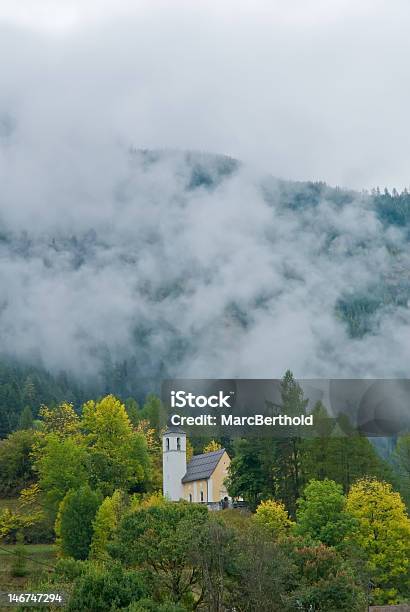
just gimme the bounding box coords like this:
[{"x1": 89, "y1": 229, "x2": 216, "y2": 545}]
[{"x1": 162, "y1": 426, "x2": 187, "y2": 501}]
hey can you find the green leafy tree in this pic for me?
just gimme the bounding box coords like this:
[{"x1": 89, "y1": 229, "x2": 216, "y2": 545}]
[
  {"x1": 0, "y1": 429, "x2": 36, "y2": 496},
  {"x1": 35, "y1": 434, "x2": 89, "y2": 512},
  {"x1": 284, "y1": 543, "x2": 366, "y2": 611},
  {"x1": 230, "y1": 524, "x2": 296, "y2": 611},
  {"x1": 56, "y1": 485, "x2": 102, "y2": 560},
  {"x1": 111, "y1": 501, "x2": 209, "y2": 605},
  {"x1": 191, "y1": 518, "x2": 237, "y2": 611},
  {"x1": 346, "y1": 478, "x2": 410, "y2": 604},
  {"x1": 296, "y1": 479, "x2": 356, "y2": 548}
]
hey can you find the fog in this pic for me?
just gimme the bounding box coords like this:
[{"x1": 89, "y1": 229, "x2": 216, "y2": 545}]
[
  {"x1": 1, "y1": 1, "x2": 410, "y2": 189},
  {"x1": 0, "y1": 148, "x2": 409, "y2": 381},
  {"x1": 0, "y1": 2, "x2": 410, "y2": 383}
]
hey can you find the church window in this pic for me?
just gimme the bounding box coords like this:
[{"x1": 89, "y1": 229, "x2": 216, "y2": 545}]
[
  {"x1": 189, "y1": 493, "x2": 192, "y2": 502},
  {"x1": 200, "y1": 490, "x2": 204, "y2": 502}
]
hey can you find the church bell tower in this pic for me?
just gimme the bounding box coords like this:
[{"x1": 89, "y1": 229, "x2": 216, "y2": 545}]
[{"x1": 162, "y1": 426, "x2": 187, "y2": 501}]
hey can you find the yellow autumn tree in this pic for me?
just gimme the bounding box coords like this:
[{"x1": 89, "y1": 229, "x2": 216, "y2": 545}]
[
  {"x1": 90, "y1": 489, "x2": 123, "y2": 560},
  {"x1": 136, "y1": 419, "x2": 162, "y2": 489},
  {"x1": 186, "y1": 438, "x2": 194, "y2": 462},
  {"x1": 346, "y1": 478, "x2": 410, "y2": 604},
  {"x1": 39, "y1": 402, "x2": 80, "y2": 438},
  {"x1": 203, "y1": 440, "x2": 222, "y2": 454},
  {"x1": 140, "y1": 491, "x2": 167, "y2": 509},
  {"x1": 254, "y1": 499, "x2": 294, "y2": 538},
  {"x1": 81, "y1": 395, "x2": 151, "y2": 495},
  {"x1": 33, "y1": 402, "x2": 82, "y2": 463}
]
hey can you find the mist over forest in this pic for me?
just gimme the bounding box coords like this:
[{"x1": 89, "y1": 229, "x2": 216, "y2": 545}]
[{"x1": 1, "y1": 146, "x2": 410, "y2": 404}]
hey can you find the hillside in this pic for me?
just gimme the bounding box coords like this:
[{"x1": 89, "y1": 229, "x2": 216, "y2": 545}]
[{"x1": 0, "y1": 150, "x2": 410, "y2": 432}]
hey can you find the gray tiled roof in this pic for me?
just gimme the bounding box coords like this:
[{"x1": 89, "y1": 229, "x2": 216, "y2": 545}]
[
  {"x1": 182, "y1": 448, "x2": 225, "y2": 483},
  {"x1": 163, "y1": 425, "x2": 186, "y2": 435}
]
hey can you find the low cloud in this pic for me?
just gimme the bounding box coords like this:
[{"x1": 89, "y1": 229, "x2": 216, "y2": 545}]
[
  {"x1": 0, "y1": 148, "x2": 409, "y2": 382},
  {"x1": 1, "y1": 5, "x2": 410, "y2": 385}
]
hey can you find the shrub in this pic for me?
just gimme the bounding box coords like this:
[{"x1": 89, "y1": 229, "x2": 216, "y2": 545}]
[
  {"x1": 67, "y1": 562, "x2": 148, "y2": 612},
  {"x1": 56, "y1": 486, "x2": 101, "y2": 560},
  {"x1": 11, "y1": 531, "x2": 28, "y2": 577},
  {"x1": 127, "y1": 599, "x2": 186, "y2": 611}
]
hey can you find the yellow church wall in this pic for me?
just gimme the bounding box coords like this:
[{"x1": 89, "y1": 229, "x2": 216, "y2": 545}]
[
  {"x1": 182, "y1": 478, "x2": 208, "y2": 503},
  {"x1": 208, "y1": 451, "x2": 230, "y2": 502},
  {"x1": 181, "y1": 450, "x2": 231, "y2": 503}
]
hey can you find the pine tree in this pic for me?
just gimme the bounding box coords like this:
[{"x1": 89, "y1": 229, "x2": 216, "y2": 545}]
[
  {"x1": 18, "y1": 406, "x2": 33, "y2": 430},
  {"x1": 303, "y1": 410, "x2": 392, "y2": 492},
  {"x1": 227, "y1": 438, "x2": 276, "y2": 510},
  {"x1": 272, "y1": 370, "x2": 308, "y2": 516},
  {"x1": 56, "y1": 485, "x2": 102, "y2": 560},
  {"x1": 392, "y1": 434, "x2": 410, "y2": 509}
]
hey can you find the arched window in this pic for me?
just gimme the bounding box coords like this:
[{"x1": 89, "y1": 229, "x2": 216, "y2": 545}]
[
  {"x1": 177, "y1": 437, "x2": 181, "y2": 450},
  {"x1": 189, "y1": 493, "x2": 192, "y2": 503},
  {"x1": 200, "y1": 490, "x2": 204, "y2": 502},
  {"x1": 166, "y1": 438, "x2": 170, "y2": 451}
]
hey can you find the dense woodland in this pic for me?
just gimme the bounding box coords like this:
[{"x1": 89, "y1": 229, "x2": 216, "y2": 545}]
[{"x1": 0, "y1": 370, "x2": 409, "y2": 610}]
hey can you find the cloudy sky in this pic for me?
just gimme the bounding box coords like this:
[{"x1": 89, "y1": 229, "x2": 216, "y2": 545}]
[
  {"x1": 1, "y1": 0, "x2": 410, "y2": 190},
  {"x1": 0, "y1": 1, "x2": 410, "y2": 386}
]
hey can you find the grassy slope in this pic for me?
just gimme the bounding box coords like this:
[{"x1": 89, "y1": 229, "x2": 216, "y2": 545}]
[
  {"x1": 0, "y1": 497, "x2": 56, "y2": 598},
  {"x1": 0, "y1": 543, "x2": 56, "y2": 591}
]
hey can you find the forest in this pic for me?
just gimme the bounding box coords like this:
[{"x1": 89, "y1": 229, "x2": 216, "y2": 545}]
[{"x1": 0, "y1": 370, "x2": 409, "y2": 610}]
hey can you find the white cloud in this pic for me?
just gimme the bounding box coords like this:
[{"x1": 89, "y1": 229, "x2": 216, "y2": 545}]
[
  {"x1": 1, "y1": 1, "x2": 410, "y2": 188},
  {"x1": 0, "y1": 148, "x2": 407, "y2": 381},
  {"x1": 0, "y1": 2, "x2": 409, "y2": 383}
]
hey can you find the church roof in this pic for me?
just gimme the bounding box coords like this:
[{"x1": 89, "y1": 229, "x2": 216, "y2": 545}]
[
  {"x1": 182, "y1": 448, "x2": 226, "y2": 483},
  {"x1": 163, "y1": 425, "x2": 186, "y2": 435}
]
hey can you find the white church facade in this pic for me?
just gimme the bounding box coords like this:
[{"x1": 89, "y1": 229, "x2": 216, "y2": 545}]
[{"x1": 162, "y1": 427, "x2": 231, "y2": 504}]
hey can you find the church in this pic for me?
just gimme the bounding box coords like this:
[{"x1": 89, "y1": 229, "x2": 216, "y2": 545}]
[{"x1": 162, "y1": 426, "x2": 231, "y2": 504}]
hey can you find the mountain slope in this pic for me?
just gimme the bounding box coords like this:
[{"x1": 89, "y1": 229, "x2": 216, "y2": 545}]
[{"x1": 0, "y1": 150, "x2": 409, "y2": 399}]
